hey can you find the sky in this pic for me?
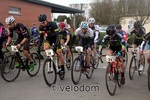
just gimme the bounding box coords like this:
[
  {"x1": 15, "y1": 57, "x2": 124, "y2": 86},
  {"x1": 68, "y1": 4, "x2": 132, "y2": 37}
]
[
  {"x1": 42, "y1": 0, "x2": 91, "y2": 19},
  {"x1": 42, "y1": 0, "x2": 91, "y2": 7}
]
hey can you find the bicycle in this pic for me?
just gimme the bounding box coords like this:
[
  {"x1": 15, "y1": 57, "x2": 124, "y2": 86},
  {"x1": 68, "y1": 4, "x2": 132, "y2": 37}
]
[
  {"x1": 100, "y1": 52, "x2": 123, "y2": 96},
  {"x1": 1, "y1": 45, "x2": 41, "y2": 82},
  {"x1": 61, "y1": 44, "x2": 73, "y2": 70},
  {"x1": 71, "y1": 46, "x2": 95, "y2": 85},
  {"x1": 144, "y1": 51, "x2": 150, "y2": 91},
  {"x1": 129, "y1": 46, "x2": 145, "y2": 80},
  {"x1": 43, "y1": 48, "x2": 65, "y2": 87}
]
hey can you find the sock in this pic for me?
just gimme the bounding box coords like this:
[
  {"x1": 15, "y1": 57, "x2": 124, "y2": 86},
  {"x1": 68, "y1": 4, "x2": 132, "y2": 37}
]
[{"x1": 121, "y1": 72, "x2": 124, "y2": 78}]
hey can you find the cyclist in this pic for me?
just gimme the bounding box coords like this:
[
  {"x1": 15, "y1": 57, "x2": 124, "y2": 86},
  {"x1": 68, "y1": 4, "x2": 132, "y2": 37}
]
[
  {"x1": 88, "y1": 17, "x2": 100, "y2": 64},
  {"x1": 99, "y1": 24, "x2": 126, "y2": 85},
  {"x1": 71, "y1": 21, "x2": 94, "y2": 73},
  {"x1": 116, "y1": 24, "x2": 128, "y2": 45},
  {"x1": 140, "y1": 32, "x2": 150, "y2": 64},
  {"x1": 38, "y1": 13, "x2": 66, "y2": 73},
  {"x1": 57, "y1": 22, "x2": 72, "y2": 68},
  {"x1": 0, "y1": 22, "x2": 8, "y2": 62},
  {"x1": 5, "y1": 16, "x2": 34, "y2": 71},
  {"x1": 128, "y1": 20, "x2": 146, "y2": 71},
  {"x1": 30, "y1": 23, "x2": 40, "y2": 45}
]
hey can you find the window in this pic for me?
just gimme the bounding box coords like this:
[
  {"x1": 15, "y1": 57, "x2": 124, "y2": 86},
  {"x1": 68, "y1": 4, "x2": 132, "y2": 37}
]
[{"x1": 8, "y1": 7, "x2": 21, "y2": 15}]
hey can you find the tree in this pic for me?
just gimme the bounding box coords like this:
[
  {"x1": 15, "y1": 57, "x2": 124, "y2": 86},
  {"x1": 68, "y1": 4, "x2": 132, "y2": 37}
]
[{"x1": 89, "y1": 0, "x2": 150, "y2": 25}]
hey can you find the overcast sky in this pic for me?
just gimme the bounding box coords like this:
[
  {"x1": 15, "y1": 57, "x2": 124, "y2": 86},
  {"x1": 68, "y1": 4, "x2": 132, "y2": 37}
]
[
  {"x1": 41, "y1": 0, "x2": 91, "y2": 19},
  {"x1": 42, "y1": 0, "x2": 91, "y2": 7}
]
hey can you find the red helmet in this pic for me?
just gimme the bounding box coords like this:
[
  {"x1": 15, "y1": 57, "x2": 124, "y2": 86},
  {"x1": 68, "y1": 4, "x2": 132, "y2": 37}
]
[{"x1": 59, "y1": 22, "x2": 66, "y2": 28}]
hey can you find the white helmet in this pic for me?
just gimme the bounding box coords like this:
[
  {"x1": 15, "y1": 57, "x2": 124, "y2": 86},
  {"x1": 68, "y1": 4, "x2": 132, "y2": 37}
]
[
  {"x1": 5, "y1": 16, "x2": 15, "y2": 25},
  {"x1": 88, "y1": 18, "x2": 95, "y2": 24},
  {"x1": 80, "y1": 21, "x2": 88, "y2": 29}
]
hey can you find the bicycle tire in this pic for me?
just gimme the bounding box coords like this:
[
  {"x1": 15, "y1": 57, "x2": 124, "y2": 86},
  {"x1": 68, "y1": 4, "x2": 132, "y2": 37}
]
[
  {"x1": 138, "y1": 54, "x2": 145, "y2": 76},
  {"x1": 43, "y1": 59, "x2": 57, "y2": 87},
  {"x1": 86, "y1": 56, "x2": 95, "y2": 79},
  {"x1": 71, "y1": 57, "x2": 82, "y2": 85},
  {"x1": 124, "y1": 51, "x2": 128, "y2": 68},
  {"x1": 105, "y1": 64, "x2": 117, "y2": 96},
  {"x1": 94, "y1": 49, "x2": 100, "y2": 69},
  {"x1": 116, "y1": 67, "x2": 122, "y2": 87},
  {"x1": 129, "y1": 57, "x2": 136, "y2": 80},
  {"x1": 27, "y1": 52, "x2": 41, "y2": 76},
  {"x1": 1, "y1": 55, "x2": 21, "y2": 82},
  {"x1": 65, "y1": 51, "x2": 74, "y2": 70}
]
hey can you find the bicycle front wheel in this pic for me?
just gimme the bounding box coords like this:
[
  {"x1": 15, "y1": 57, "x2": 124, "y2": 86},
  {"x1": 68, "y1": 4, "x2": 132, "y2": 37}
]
[
  {"x1": 129, "y1": 57, "x2": 136, "y2": 80},
  {"x1": 105, "y1": 64, "x2": 117, "y2": 96},
  {"x1": 27, "y1": 52, "x2": 41, "y2": 76},
  {"x1": 138, "y1": 54, "x2": 145, "y2": 76},
  {"x1": 86, "y1": 56, "x2": 95, "y2": 79},
  {"x1": 71, "y1": 57, "x2": 82, "y2": 85},
  {"x1": 148, "y1": 65, "x2": 150, "y2": 91},
  {"x1": 1, "y1": 55, "x2": 21, "y2": 82},
  {"x1": 43, "y1": 59, "x2": 57, "y2": 87}
]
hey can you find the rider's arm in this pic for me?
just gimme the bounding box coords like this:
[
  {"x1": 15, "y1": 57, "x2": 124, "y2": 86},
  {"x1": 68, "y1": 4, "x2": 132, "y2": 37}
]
[
  {"x1": 65, "y1": 30, "x2": 70, "y2": 45},
  {"x1": 88, "y1": 28, "x2": 94, "y2": 46},
  {"x1": 19, "y1": 24, "x2": 29, "y2": 45},
  {"x1": 140, "y1": 32, "x2": 150, "y2": 52},
  {"x1": 99, "y1": 34, "x2": 109, "y2": 54},
  {"x1": 94, "y1": 30, "x2": 100, "y2": 43},
  {"x1": 6, "y1": 29, "x2": 13, "y2": 46}
]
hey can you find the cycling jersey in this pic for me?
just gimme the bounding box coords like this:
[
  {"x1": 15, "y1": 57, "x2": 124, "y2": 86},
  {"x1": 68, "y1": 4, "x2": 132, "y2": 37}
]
[
  {"x1": 39, "y1": 21, "x2": 59, "y2": 45},
  {"x1": 99, "y1": 33, "x2": 125, "y2": 52},
  {"x1": 118, "y1": 30, "x2": 128, "y2": 43},
  {"x1": 129, "y1": 27, "x2": 146, "y2": 46},
  {"x1": 140, "y1": 32, "x2": 150, "y2": 51},
  {"x1": 89, "y1": 25, "x2": 100, "y2": 43},
  {"x1": 73, "y1": 27, "x2": 94, "y2": 47},
  {"x1": 55, "y1": 29, "x2": 72, "y2": 48},
  {"x1": 8, "y1": 23, "x2": 30, "y2": 50}
]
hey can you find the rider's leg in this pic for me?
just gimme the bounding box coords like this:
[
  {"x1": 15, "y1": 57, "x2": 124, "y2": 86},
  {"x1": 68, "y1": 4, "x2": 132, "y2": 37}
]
[
  {"x1": 86, "y1": 48, "x2": 92, "y2": 69},
  {"x1": 56, "y1": 49, "x2": 65, "y2": 72}
]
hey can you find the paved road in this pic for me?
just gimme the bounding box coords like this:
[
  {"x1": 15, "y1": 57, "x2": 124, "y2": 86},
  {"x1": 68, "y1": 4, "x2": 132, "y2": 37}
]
[{"x1": 0, "y1": 48, "x2": 150, "y2": 100}]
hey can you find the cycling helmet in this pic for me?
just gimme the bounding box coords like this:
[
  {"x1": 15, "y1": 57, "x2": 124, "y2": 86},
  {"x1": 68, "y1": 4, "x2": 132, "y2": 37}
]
[
  {"x1": 116, "y1": 24, "x2": 122, "y2": 30},
  {"x1": 38, "y1": 13, "x2": 47, "y2": 22},
  {"x1": 106, "y1": 24, "x2": 116, "y2": 36},
  {"x1": 59, "y1": 22, "x2": 66, "y2": 28},
  {"x1": 80, "y1": 21, "x2": 88, "y2": 29},
  {"x1": 134, "y1": 20, "x2": 141, "y2": 29},
  {"x1": 5, "y1": 16, "x2": 15, "y2": 25},
  {"x1": 88, "y1": 18, "x2": 95, "y2": 24}
]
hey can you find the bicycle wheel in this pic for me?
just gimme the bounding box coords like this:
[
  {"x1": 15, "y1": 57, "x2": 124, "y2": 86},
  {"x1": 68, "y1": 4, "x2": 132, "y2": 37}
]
[
  {"x1": 66, "y1": 52, "x2": 73, "y2": 70},
  {"x1": 94, "y1": 49, "x2": 100, "y2": 69},
  {"x1": 129, "y1": 57, "x2": 136, "y2": 80},
  {"x1": 116, "y1": 67, "x2": 122, "y2": 87},
  {"x1": 1, "y1": 55, "x2": 21, "y2": 82},
  {"x1": 138, "y1": 54, "x2": 145, "y2": 76},
  {"x1": 124, "y1": 51, "x2": 128, "y2": 68},
  {"x1": 43, "y1": 59, "x2": 57, "y2": 87},
  {"x1": 27, "y1": 52, "x2": 41, "y2": 76},
  {"x1": 86, "y1": 56, "x2": 95, "y2": 79},
  {"x1": 71, "y1": 57, "x2": 82, "y2": 85},
  {"x1": 105, "y1": 64, "x2": 117, "y2": 96}
]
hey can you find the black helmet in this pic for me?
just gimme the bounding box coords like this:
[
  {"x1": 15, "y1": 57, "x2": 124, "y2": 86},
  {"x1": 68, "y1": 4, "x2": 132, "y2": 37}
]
[
  {"x1": 116, "y1": 24, "x2": 122, "y2": 30},
  {"x1": 38, "y1": 13, "x2": 47, "y2": 22},
  {"x1": 134, "y1": 20, "x2": 141, "y2": 29},
  {"x1": 106, "y1": 24, "x2": 116, "y2": 36}
]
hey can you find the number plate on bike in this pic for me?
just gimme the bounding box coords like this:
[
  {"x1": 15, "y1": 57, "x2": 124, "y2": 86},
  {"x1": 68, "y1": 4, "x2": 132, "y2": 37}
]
[
  {"x1": 11, "y1": 45, "x2": 18, "y2": 52},
  {"x1": 45, "y1": 49, "x2": 54, "y2": 57},
  {"x1": 75, "y1": 46, "x2": 83, "y2": 52},
  {"x1": 106, "y1": 55, "x2": 115, "y2": 62}
]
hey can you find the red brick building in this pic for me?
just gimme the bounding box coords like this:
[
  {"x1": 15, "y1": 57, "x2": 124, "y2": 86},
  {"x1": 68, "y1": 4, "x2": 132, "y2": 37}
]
[{"x1": 0, "y1": 0, "x2": 84, "y2": 28}]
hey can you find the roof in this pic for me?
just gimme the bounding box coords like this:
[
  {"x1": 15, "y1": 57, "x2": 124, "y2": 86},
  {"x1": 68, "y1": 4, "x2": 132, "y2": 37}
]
[{"x1": 26, "y1": 0, "x2": 85, "y2": 13}]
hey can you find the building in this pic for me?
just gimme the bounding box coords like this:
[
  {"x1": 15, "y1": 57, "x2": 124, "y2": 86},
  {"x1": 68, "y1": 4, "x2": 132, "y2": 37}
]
[{"x1": 0, "y1": 0, "x2": 84, "y2": 28}]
